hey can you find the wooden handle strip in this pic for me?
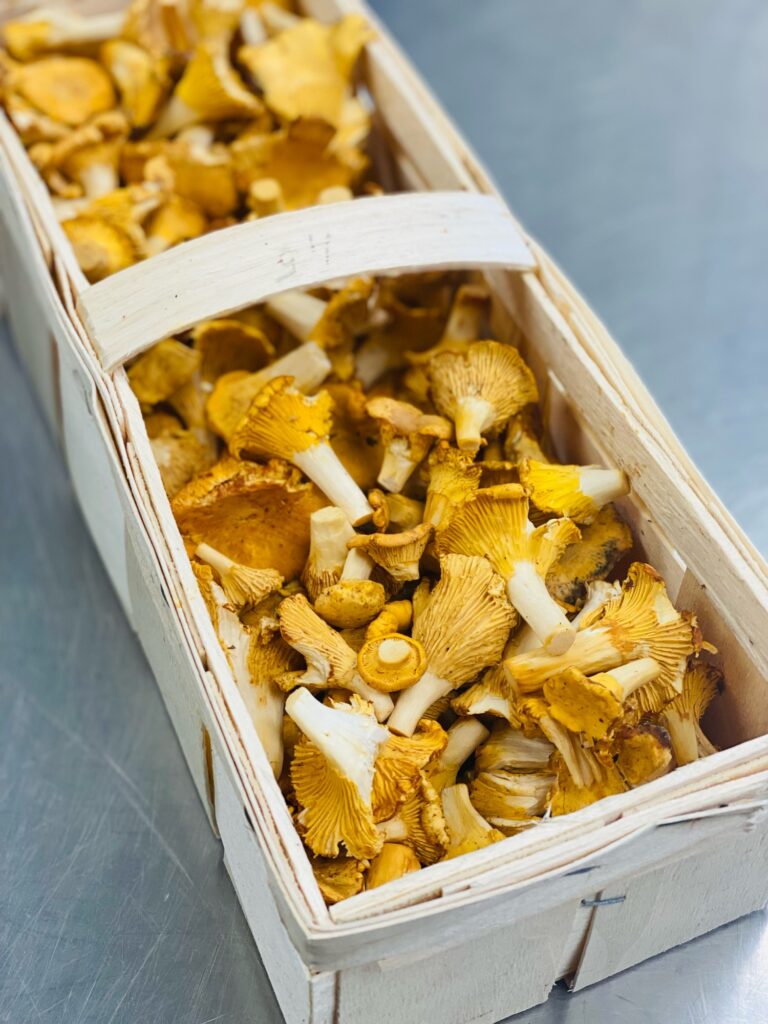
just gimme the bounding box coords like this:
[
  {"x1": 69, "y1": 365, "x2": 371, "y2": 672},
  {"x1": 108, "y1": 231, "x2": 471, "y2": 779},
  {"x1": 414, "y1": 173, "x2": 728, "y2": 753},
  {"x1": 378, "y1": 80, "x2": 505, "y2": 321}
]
[{"x1": 76, "y1": 191, "x2": 536, "y2": 370}]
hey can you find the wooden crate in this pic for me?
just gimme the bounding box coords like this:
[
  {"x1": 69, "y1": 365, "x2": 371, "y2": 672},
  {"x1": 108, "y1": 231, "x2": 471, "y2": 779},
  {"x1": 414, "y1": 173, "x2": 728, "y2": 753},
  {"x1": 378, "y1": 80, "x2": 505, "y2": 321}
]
[{"x1": 1, "y1": 2, "x2": 767, "y2": 1022}]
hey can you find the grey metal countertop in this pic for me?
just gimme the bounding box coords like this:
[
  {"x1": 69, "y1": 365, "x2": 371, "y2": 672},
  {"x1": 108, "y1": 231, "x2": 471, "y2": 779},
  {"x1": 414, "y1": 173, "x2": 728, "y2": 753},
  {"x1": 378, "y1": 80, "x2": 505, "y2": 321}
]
[{"x1": 1, "y1": 3, "x2": 766, "y2": 1023}]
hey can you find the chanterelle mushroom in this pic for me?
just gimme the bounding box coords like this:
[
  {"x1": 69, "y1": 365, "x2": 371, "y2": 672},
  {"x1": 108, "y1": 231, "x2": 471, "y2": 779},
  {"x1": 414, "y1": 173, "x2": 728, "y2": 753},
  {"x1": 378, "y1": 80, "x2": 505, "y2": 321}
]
[
  {"x1": 229, "y1": 377, "x2": 373, "y2": 527},
  {"x1": 287, "y1": 688, "x2": 388, "y2": 860},
  {"x1": 437, "y1": 483, "x2": 580, "y2": 655},
  {"x1": 366, "y1": 396, "x2": 452, "y2": 494},
  {"x1": 441, "y1": 783, "x2": 505, "y2": 860},
  {"x1": 662, "y1": 662, "x2": 722, "y2": 766},
  {"x1": 505, "y1": 562, "x2": 701, "y2": 696},
  {"x1": 387, "y1": 554, "x2": 515, "y2": 737},
  {"x1": 347, "y1": 523, "x2": 433, "y2": 583},
  {"x1": 428, "y1": 341, "x2": 539, "y2": 455},
  {"x1": 365, "y1": 843, "x2": 420, "y2": 890},
  {"x1": 9, "y1": 55, "x2": 115, "y2": 126},
  {"x1": 3, "y1": 7, "x2": 124, "y2": 61},
  {"x1": 519, "y1": 458, "x2": 630, "y2": 524}
]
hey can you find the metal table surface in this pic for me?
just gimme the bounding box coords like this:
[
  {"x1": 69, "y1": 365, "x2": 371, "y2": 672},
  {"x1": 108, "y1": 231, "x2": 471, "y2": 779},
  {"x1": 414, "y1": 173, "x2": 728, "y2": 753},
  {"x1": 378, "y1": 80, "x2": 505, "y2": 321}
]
[{"x1": 1, "y1": 2, "x2": 766, "y2": 1022}]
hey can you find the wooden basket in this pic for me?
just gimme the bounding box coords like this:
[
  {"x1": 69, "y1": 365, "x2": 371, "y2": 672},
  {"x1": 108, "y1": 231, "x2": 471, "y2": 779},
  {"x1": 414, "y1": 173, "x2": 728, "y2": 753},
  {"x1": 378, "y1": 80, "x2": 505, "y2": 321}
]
[{"x1": 1, "y1": 2, "x2": 768, "y2": 1022}]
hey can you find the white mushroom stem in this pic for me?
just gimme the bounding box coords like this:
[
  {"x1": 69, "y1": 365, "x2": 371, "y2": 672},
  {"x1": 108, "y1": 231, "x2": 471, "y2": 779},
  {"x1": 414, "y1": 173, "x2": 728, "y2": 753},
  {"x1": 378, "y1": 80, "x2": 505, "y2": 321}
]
[
  {"x1": 578, "y1": 466, "x2": 630, "y2": 508},
  {"x1": 453, "y1": 396, "x2": 495, "y2": 453},
  {"x1": 349, "y1": 673, "x2": 394, "y2": 722},
  {"x1": 341, "y1": 547, "x2": 375, "y2": 581},
  {"x1": 388, "y1": 668, "x2": 453, "y2": 737},
  {"x1": 505, "y1": 562, "x2": 575, "y2": 656},
  {"x1": 254, "y1": 341, "x2": 331, "y2": 393},
  {"x1": 265, "y1": 290, "x2": 325, "y2": 342},
  {"x1": 239, "y1": 675, "x2": 285, "y2": 778},
  {"x1": 609, "y1": 657, "x2": 661, "y2": 700},
  {"x1": 80, "y1": 162, "x2": 118, "y2": 199},
  {"x1": 195, "y1": 542, "x2": 235, "y2": 577},
  {"x1": 147, "y1": 96, "x2": 197, "y2": 140},
  {"x1": 308, "y1": 507, "x2": 356, "y2": 579},
  {"x1": 259, "y1": 1, "x2": 301, "y2": 33},
  {"x1": 377, "y1": 817, "x2": 408, "y2": 843},
  {"x1": 355, "y1": 338, "x2": 396, "y2": 389},
  {"x1": 378, "y1": 438, "x2": 419, "y2": 493},
  {"x1": 293, "y1": 443, "x2": 373, "y2": 527},
  {"x1": 438, "y1": 718, "x2": 489, "y2": 776}
]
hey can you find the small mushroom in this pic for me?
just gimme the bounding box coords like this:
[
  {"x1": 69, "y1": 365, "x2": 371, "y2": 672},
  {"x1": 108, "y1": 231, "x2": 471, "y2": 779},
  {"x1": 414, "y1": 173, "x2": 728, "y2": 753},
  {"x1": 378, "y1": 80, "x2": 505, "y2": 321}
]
[
  {"x1": 196, "y1": 541, "x2": 283, "y2": 611},
  {"x1": 423, "y1": 442, "x2": 482, "y2": 529},
  {"x1": 365, "y1": 844, "x2": 420, "y2": 890},
  {"x1": 428, "y1": 341, "x2": 539, "y2": 455},
  {"x1": 313, "y1": 580, "x2": 387, "y2": 629},
  {"x1": 9, "y1": 55, "x2": 116, "y2": 126},
  {"x1": 366, "y1": 396, "x2": 452, "y2": 494},
  {"x1": 347, "y1": 523, "x2": 432, "y2": 583},
  {"x1": 357, "y1": 634, "x2": 427, "y2": 693},
  {"x1": 100, "y1": 38, "x2": 170, "y2": 128},
  {"x1": 519, "y1": 458, "x2": 630, "y2": 524},
  {"x1": 229, "y1": 377, "x2": 373, "y2": 526}
]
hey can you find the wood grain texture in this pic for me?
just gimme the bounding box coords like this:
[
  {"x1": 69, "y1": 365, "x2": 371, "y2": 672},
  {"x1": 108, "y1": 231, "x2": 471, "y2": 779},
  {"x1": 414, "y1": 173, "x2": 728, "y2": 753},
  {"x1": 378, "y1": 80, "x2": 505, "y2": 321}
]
[
  {"x1": 571, "y1": 816, "x2": 768, "y2": 990},
  {"x1": 78, "y1": 192, "x2": 535, "y2": 370}
]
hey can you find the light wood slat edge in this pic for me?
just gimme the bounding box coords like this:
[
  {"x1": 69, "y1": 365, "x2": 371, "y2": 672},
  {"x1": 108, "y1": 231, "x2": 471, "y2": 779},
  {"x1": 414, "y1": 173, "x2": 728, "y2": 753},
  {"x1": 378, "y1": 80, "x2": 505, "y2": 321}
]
[{"x1": 76, "y1": 191, "x2": 536, "y2": 370}]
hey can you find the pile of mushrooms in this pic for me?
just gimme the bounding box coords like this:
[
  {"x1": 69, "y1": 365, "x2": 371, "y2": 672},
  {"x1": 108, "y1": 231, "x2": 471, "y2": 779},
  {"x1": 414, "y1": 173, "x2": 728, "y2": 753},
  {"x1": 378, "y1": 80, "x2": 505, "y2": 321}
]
[
  {"x1": 129, "y1": 271, "x2": 721, "y2": 903},
  {"x1": 0, "y1": 0, "x2": 376, "y2": 281},
  {"x1": 4, "y1": 1, "x2": 723, "y2": 903}
]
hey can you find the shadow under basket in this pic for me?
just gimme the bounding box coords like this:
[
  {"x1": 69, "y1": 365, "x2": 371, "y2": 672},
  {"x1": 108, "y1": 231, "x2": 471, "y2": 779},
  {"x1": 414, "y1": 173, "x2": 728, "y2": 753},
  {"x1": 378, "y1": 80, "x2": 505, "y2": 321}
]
[{"x1": 1, "y1": 2, "x2": 767, "y2": 1022}]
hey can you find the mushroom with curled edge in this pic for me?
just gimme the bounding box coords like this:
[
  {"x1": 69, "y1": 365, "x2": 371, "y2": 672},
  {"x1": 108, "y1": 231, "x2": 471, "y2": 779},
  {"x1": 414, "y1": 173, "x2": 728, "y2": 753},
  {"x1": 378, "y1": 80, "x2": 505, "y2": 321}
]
[
  {"x1": 357, "y1": 634, "x2": 427, "y2": 694},
  {"x1": 206, "y1": 345, "x2": 332, "y2": 441},
  {"x1": 347, "y1": 523, "x2": 433, "y2": 584},
  {"x1": 195, "y1": 542, "x2": 283, "y2": 612},
  {"x1": 505, "y1": 562, "x2": 702, "y2": 696},
  {"x1": 376, "y1": 775, "x2": 448, "y2": 865},
  {"x1": 149, "y1": 34, "x2": 263, "y2": 138},
  {"x1": 237, "y1": 12, "x2": 374, "y2": 131},
  {"x1": 519, "y1": 458, "x2": 630, "y2": 525},
  {"x1": 287, "y1": 688, "x2": 388, "y2": 860},
  {"x1": 614, "y1": 721, "x2": 675, "y2": 787},
  {"x1": 100, "y1": 39, "x2": 170, "y2": 129},
  {"x1": 277, "y1": 594, "x2": 393, "y2": 722},
  {"x1": 127, "y1": 337, "x2": 200, "y2": 407},
  {"x1": 387, "y1": 554, "x2": 515, "y2": 737},
  {"x1": 371, "y1": 719, "x2": 447, "y2": 822},
  {"x1": 546, "y1": 505, "x2": 633, "y2": 613},
  {"x1": 6, "y1": 54, "x2": 116, "y2": 126},
  {"x1": 229, "y1": 377, "x2": 373, "y2": 526},
  {"x1": 437, "y1": 484, "x2": 579, "y2": 655},
  {"x1": 423, "y1": 442, "x2": 482, "y2": 529},
  {"x1": 366, "y1": 396, "x2": 452, "y2": 494},
  {"x1": 428, "y1": 341, "x2": 539, "y2": 456}
]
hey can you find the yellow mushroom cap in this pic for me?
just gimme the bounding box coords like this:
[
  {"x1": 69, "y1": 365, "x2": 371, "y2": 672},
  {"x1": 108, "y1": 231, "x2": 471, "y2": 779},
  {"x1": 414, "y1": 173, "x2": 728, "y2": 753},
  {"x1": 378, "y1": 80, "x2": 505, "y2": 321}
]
[
  {"x1": 423, "y1": 442, "x2": 482, "y2": 529},
  {"x1": 150, "y1": 426, "x2": 215, "y2": 497},
  {"x1": 12, "y1": 55, "x2": 115, "y2": 126},
  {"x1": 376, "y1": 774, "x2": 448, "y2": 864},
  {"x1": 61, "y1": 214, "x2": 138, "y2": 282},
  {"x1": 191, "y1": 318, "x2": 275, "y2": 383},
  {"x1": 428, "y1": 341, "x2": 539, "y2": 455},
  {"x1": 371, "y1": 719, "x2": 447, "y2": 822},
  {"x1": 365, "y1": 843, "x2": 420, "y2": 890},
  {"x1": 357, "y1": 633, "x2": 427, "y2": 693},
  {"x1": 519, "y1": 459, "x2": 630, "y2": 524},
  {"x1": 100, "y1": 39, "x2": 170, "y2": 128},
  {"x1": 469, "y1": 770, "x2": 555, "y2": 827},
  {"x1": 172, "y1": 455, "x2": 326, "y2": 581},
  {"x1": 313, "y1": 579, "x2": 387, "y2": 629},
  {"x1": 230, "y1": 376, "x2": 332, "y2": 460},
  {"x1": 311, "y1": 854, "x2": 367, "y2": 905},
  {"x1": 614, "y1": 722, "x2": 674, "y2": 787},
  {"x1": 288, "y1": 689, "x2": 388, "y2": 859},
  {"x1": 279, "y1": 593, "x2": 357, "y2": 688},
  {"x1": 128, "y1": 338, "x2": 201, "y2": 406},
  {"x1": 663, "y1": 663, "x2": 722, "y2": 766},
  {"x1": 144, "y1": 194, "x2": 207, "y2": 255},
  {"x1": 3, "y1": 8, "x2": 124, "y2": 61},
  {"x1": 238, "y1": 14, "x2": 373, "y2": 128},
  {"x1": 475, "y1": 723, "x2": 553, "y2": 774}
]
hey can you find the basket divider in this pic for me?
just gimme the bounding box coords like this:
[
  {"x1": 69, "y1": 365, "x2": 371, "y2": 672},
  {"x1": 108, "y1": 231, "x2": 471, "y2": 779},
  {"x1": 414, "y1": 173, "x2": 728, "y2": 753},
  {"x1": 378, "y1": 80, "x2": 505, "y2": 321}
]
[{"x1": 75, "y1": 190, "x2": 535, "y2": 371}]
